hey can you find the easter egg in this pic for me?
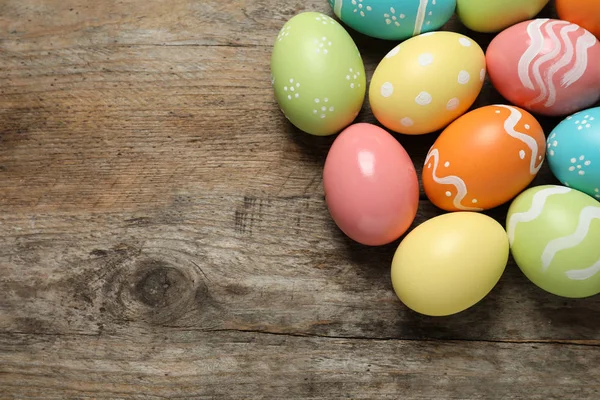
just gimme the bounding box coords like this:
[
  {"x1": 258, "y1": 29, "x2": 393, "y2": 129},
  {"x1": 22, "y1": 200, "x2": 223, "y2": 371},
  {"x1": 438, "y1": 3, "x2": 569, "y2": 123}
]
[
  {"x1": 271, "y1": 12, "x2": 366, "y2": 136},
  {"x1": 547, "y1": 107, "x2": 600, "y2": 200},
  {"x1": 556, "y1": 0, "x2": 600, "y2": 39},
  {"x1": 327, "y1": 0, "x2": 456, "y2": 41},
  {"x1": 486, "y1": 19, "x2": 600, "y2": 117},
  {"x1": 391, "y1": 212, "x2": 509, "y2": 317},
  {"x1": 369, "y1": 32, "x2": 486, "y2": 135},
  {"x1": 456, "y1": 0, "x2": 549, "y2": 33},
  {"x1": 422, "y1": 104, "x2": 546, "y2": 212},
  {"x1": 323, "y1": 123, "x2": 419, "y2": 246},
  {"x1": 507, "y1": 185, "x2": 600, "y2": 298}
]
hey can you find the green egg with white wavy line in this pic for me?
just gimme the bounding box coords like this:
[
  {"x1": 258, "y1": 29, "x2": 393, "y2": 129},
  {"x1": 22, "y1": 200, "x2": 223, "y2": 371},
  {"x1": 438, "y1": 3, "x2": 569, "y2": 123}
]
[{"x1": 506, "y1": 184, "x2": 600, "y2": 298}]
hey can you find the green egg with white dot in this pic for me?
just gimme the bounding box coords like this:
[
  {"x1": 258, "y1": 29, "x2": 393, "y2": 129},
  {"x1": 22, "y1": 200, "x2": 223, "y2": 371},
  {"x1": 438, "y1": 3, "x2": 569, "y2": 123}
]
[
  {"x1": 507, "y1": 185, "x2": 600, "y2": 298},
  {"x1": 271, "y1": 12, "x2": 366, "y2": 136},
  {"x1": 547, "y1": 107, "x2": 600, "y2": 200}
]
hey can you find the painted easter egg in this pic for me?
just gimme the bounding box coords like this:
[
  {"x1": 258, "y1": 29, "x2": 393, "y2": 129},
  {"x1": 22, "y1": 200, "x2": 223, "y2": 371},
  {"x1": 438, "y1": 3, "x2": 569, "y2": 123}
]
[
  {"x1": 456, "y1": 0, "x2": 549, "y2": 33},
  {"x1": 327, "y1": 0, "x2": 456, "y2": 41},
  {"x1": 486, "y1": 19, "x2": 600, "y2": 117},
  {"x1": 547, "y1": 107, "x2": 600, "y2": 200},
  {"x1": 391, "y1": 212, "x2": 509, "y2": 317},
  {"x1": 422, "y1": 104, "x2": 546, "y2": 212},
  {"x1": 556, "y1": 0, "x2": 600, "y2": 39},
  {"x1": 271, "y1": 12, "x2": 366, "y2": 136},
  {"x1": 323, "y1": 123, "x2": 419, "y2": 246},
  {"x1": 507, "y1": 185, "x2": 600, "y2": 298},
  {"x1": 369, "y1": 32, "x2": 486, "y2": 135}
]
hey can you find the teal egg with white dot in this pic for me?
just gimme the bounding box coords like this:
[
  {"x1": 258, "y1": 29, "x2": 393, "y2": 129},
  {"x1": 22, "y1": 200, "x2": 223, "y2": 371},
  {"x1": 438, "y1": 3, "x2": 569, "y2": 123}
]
[
  {"x1": 547, "y1": 107, "x2": 600, "y2": 201},
  {"x1": 328, "y1": 0, "x2": 456, "y2": 40},
  {"x1": 271, "y1": 12, "x2": 366, "y2": 136}
]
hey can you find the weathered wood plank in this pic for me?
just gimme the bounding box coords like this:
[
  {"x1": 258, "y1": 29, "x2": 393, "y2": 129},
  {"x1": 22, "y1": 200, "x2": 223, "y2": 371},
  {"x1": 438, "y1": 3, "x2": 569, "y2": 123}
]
[
  {"x1": 2, "y1": 196, "x2": 600, "y2": 342},
  {"x1": 2, "y1": 331, "x2": 600, "y2": 399}
]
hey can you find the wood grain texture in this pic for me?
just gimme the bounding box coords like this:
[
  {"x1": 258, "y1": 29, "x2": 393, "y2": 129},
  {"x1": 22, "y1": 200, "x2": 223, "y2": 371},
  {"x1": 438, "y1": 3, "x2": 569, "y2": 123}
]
[
  {"x1": 2, "y1": 331, "x2": 600, "y2": 399},
  {"x1": 1, "y1": 0, "x2": 600, "y2": 398}
]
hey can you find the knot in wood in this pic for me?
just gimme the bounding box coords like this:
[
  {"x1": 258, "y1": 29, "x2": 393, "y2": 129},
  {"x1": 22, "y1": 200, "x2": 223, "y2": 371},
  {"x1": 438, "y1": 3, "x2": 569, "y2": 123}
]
[
  {"x1": 133, "y1": 264, "x2": 190, "y2": 309},
  {"x1": 102, "y1": 256, "x2": 202, "y2": 326}
]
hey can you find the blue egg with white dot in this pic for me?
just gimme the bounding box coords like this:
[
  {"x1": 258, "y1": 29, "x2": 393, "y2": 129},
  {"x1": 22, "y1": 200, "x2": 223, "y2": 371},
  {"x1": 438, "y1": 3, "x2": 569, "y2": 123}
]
[
  {"x1": 547, "y1": 106, "x2": 600, "y2": 201},
  {"x1": 327, "y1": 0, "x2": 456, "y2": 41}
]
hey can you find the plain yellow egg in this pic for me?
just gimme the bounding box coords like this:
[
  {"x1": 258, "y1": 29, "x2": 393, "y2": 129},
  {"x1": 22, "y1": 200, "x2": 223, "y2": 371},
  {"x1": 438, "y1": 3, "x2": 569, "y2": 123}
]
[{"x1": 390, "y1": 212, "x2": 509, "y2": 316}]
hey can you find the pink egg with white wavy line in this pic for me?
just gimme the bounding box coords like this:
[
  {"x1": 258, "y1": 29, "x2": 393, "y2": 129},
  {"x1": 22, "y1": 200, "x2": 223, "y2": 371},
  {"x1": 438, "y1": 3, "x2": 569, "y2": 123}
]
[{"x1": 486, "y1": 18, "x2": 600, "y2": 117}]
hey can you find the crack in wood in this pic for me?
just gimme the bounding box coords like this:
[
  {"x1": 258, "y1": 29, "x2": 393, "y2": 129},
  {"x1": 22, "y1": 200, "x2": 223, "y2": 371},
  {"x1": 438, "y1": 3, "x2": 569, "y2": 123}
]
[{"x1": 2, "y1": 328, "x2": 599, "y2": 348}]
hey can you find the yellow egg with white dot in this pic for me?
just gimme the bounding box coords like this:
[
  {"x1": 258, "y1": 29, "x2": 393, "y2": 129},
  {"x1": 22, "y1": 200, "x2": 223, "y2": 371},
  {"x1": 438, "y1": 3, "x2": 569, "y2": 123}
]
[{"x1": 369, "y1": 31, "x2": 486, "y2": 135}]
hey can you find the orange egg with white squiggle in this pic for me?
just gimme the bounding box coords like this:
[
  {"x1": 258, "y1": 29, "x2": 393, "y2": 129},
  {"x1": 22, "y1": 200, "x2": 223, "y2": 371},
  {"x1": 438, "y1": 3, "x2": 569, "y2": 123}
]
[{"x1": 422, "y1": 105, "x2": 547, "y2": 212}]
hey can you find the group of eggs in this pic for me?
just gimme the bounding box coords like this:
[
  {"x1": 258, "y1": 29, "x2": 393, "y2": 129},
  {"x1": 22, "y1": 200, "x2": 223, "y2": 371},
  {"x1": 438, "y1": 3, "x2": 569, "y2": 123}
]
[{"x1": 270, "y1": 0, "x2": 600, "y2": 317}]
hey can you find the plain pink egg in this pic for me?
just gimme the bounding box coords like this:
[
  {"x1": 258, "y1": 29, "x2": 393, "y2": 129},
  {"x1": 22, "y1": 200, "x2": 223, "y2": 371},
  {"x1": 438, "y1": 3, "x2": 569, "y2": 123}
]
[{"x1": 323, "y1": 123, "x2": 420, "y2": 246}]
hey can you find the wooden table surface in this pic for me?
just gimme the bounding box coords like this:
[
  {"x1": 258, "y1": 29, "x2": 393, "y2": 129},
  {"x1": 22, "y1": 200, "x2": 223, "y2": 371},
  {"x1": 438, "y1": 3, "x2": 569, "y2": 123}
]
[{"x1": 2, "y1": 0, "x2": 600, "y2": 398}]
